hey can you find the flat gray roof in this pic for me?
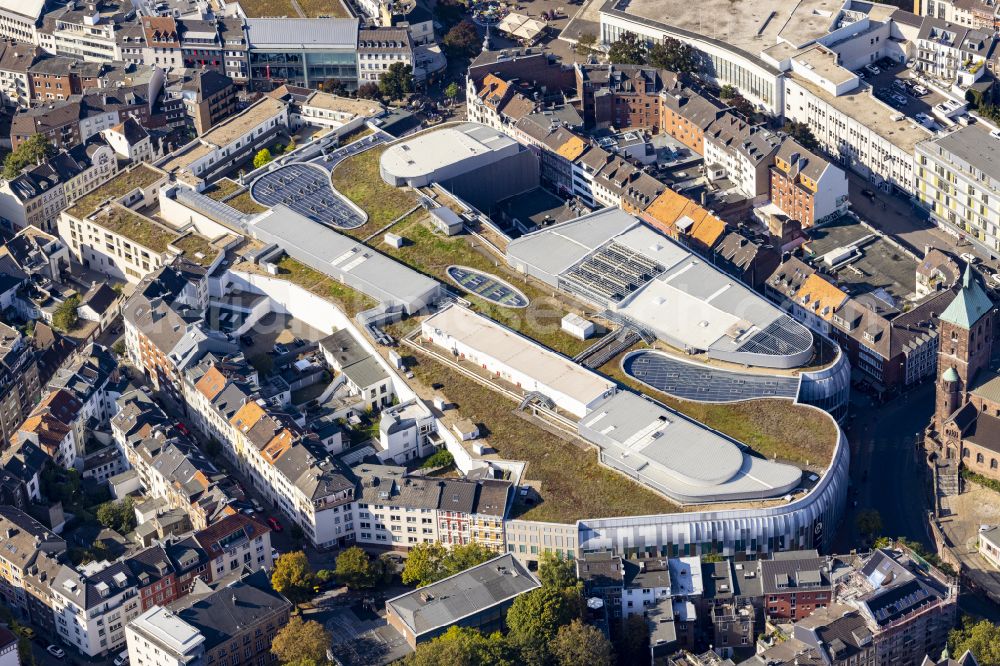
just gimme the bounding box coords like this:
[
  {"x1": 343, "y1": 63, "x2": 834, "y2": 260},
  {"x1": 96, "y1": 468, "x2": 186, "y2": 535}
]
[
  {"x1": 245, "y1": 18, "x2": 358, "y2": 48},
  {"x1": 578, "y1": 392, "x2": 802, "y2": 503},
  {"x1": 928, "y1": 125, "x2": 1000, "y2": 184},
  {"x1": 251, "y1": 205, "x2": 440, "y2": 311},
  {"x1": 386, "y1": 553, "x2": 539, "y2": 637}
]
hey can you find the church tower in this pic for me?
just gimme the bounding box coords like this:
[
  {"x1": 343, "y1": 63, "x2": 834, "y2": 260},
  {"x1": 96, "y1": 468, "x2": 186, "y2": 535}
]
[{"x1": 934, "y1": 267, "x2": 995, "y2": 429}]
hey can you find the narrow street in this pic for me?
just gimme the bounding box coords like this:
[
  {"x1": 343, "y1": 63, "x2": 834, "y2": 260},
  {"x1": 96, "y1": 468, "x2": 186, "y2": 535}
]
[{"x1": 834, "y1": 382, "x2": 935, "y2": 553}]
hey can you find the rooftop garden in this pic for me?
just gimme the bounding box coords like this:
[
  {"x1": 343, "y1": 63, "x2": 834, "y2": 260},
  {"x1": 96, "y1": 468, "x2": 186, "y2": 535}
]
[
  {"x1": 406, "y1": 351, "x2": 679, "y2": 524},
  {"x1": 297, "y1": 0, "x2": 352, "y2": 17},
  {"x1": 99, "y1": 206, "x2": 178, "y2": 253},
  {"x1": 600, "y1": 349, "x2": 838, "y2": 469},
  {"x1": 171, "y1": 233, "x2": 220, "y2": 267},
  {"x1": 203, "y1": 178, "x2": 241, "y2": 202},
  {"x1": 270, "y1": 255, "x2": 376, "y2": 317},
  {"x1": 226, "y1": 190, "x2": 267, "y2": 215},
  {"x1": 330, "y1": 146, "x2": 419, "y2": 239},
  {"x1": 68, "y1": 164, "x2": 163, "y2": 219},
  {"x1": 379, "y1": 213, "x2": 599, "y2": 357}
]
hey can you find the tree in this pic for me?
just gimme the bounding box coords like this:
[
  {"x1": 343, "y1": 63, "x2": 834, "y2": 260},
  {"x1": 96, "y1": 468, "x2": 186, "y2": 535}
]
[
  {"x1": 537, "y1": 552, "x2": 577, "y2": 590},
  {"x1": 335, "y1": 546, "x2": 378, "y2": 589},
  {"x1": 405, "y1": 626, "x2": 514, "y2": 666},
  {"x1": 96, "y1": 497, "x2": 135, "y2": 534},
  {"x1": 856, "y1": 509, "x2": 883, "y2": 539},
  {"x1": 720, "y1": 86, "x2": 756, "y2": 119},
  {"x1": 271, "y1": 617, "x2": 330, "y2": 665},
  {"x1": 379, "y1": 62, "x2": 415, "y2": 101},
  {"x1": 647, "y1": 37, "x2": 697, "y2": 74},
  {"x1": 444, "y1": 82, "x2": 461, "y2": 102},
  {"x1": 357, "y1": 82, "x2": 381, "y2": 99},
  {"x1": 617, "y1": 615, "x2": 650, "y2": 666},
  {"x1": 401, "y1": 541, "x2": 495, "y2": 587},
  {"x1": 111, "y1": 340, "x2": 126, "y2": 358},
  {"x1": 949, "y1": 617, "x2": 1000, "y2": 665},
  {"x1": 551, "y1": 619, "x2": 614, "y2": 666},
  {"x1": 720, "y1": 84, "x2": 738, "y2": 100},
  {"x1": 270, "y1": 551, "x2": 317, "y2": 603},
  {"x1": 402, "y1": 541, "x2": 447, "y2": 586},
  {"x1": 506, "y1": 585, "x2": 583, "y2": 664},
  {"x1": 52, "y1": 295, "x2": 80, "y2": 333},
  {"x1": 3, "y1": 134, "x2": 55, "y2": 179},
  {"x1": 421, "y1": 449, "x2": 454, "y2": 469},
  {"x1": 575, "y1": 33, "x2": 598, "y2": 57},
  {"x1": 782, "y1": 120, "x2": 819, "y2": 151},
  {"x1": 443, "y1": 20, "x2": 480, "y2": 57},
  {"x1": 607, "y1": 33, "x2": 646, "y2": 65},
  {"x1": 253, "y1": 148, "x2": 272, "y2": 169},
  {"x1": 433, "y1": 0, "x2": 466, "y2": 29}
]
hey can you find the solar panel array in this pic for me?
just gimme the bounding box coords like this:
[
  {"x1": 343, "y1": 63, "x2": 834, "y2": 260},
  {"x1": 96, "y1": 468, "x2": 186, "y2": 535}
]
[
  {"x1": 623, "y1": 351, "x2": 800, "y2": 401},
  {"x1": 250, "y1": 163, "x2": 365, "y2": 230},
  {"x1": 736, "y1": 319, "x2": 814, "y2": 358},
  {"x1": 559, "y1": 241, "x2": 665, "y2": 305}
]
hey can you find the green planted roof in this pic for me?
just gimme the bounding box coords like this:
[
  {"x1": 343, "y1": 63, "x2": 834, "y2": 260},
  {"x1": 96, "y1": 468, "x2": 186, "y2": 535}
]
[{"x1": 939, "y1": 267, "x2": 994, "y2": 329}]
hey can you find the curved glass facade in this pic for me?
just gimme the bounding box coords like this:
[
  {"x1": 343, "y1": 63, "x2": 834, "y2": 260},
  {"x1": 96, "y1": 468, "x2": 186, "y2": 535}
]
[{"x1": 797, "y1": 345, "x2": 852, "y2": 424}]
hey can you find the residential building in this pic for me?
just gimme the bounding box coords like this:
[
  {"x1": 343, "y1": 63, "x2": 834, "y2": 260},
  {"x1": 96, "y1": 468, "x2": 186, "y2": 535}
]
[
  {"x1": 574, "y1": 63, "x2": 676, "y2": 131},
  {"x1": 102, "y1": 117, "x2": 154, "y2": 163},
  {"x1": 127, "y1": 569, "x2": 290, "y2": 666},
  {"x1": 978, "y1": 526, "x2": 1000, "y2": 570},
  {"x1": 915, "y1": 18, "x2": 994, "y2": 89},
  {"x1": 0, "y1": 323, "x2": 41, "y2": 452},
  {"x1": 174, "y1": 69, "x2": 236, "y2": 136},
  {"x1": 28, "y1": 55, "x2": 103, "y2": 102},
  {"x1": 622, "y1": 557, "x2": 673, "y2": 618},
  {"x1": 193, "y1": 513, "x2": 274, "y2": 580},
  {"x1": 659, "y1": 87, "x2": 729, "y2": 154},
  {"x1": 45, "y1": 0, "x2": 132, "y2": 63},
  {"x1": 0, "y1": 40, "x2": 40, "y2": 107},
  {"x1": 17, "y1": 389, "x2": 85, "y2": 469},
  {"x1": 386, "y1": 553, "x2": 540, "y2": 649},
  {"x1": 141, "y1": 16, "x2": 182, "y2": 70},
  {"x1": 356, "y1": 27, "x2": 413, "y2": 86},
  {"x1": 915, "y1": 125, "x2": 1000, "y2": 253},
  {"x1": 0, "y1": 506, "x2": 66, "y2": 620},
  {"x1": 703, "y1": 113, "x2": 781, "y2": 200},
  {"x1": 577, "y1": 551, "x2": 625, "y2": 621},
  {"x1": 10, "y1": 100, "x2": 83, "y2": 151},
  {"x1": 759, "y1": 550, "x2": 833, "y2": 622},
  {"x1": 769, "y1": 138, "x2": 849, "y2": 227},
  {"x1": 318, "y1": 329, "x2": 395, "y2": 412},
  {"x1": 920, "y1": 0, "x2": 1000, "y2": 30},
  {"x1": 0, "y1": 628, "x2": 17, "y2": 666}
]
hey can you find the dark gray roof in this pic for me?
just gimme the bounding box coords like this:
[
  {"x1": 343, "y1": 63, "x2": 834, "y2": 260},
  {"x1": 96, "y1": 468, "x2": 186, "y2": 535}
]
[
  {"x1": 386, "y1": 554, "x2": 539, "y2": 636},
  {"x1": 759, "y1": 550, "x2": 831, "y2": 595},
  {"x1": 169, "y1": 569, "x2": 290, "y2": 650}
]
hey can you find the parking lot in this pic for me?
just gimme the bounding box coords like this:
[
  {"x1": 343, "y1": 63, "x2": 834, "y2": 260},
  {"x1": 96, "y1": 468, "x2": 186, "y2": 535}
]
[
  {"x1": 859, "y1": 58, "x2": 948, "y2": 128},
  {"x1": 250, "y1": 162, "x2": 366, "y2": 229}
]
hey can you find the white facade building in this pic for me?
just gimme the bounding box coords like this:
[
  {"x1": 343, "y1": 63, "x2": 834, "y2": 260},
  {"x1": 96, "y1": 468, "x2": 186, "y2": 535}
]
[{"x1": 126, "y1": 607, "x2": 205, "y2": 666}]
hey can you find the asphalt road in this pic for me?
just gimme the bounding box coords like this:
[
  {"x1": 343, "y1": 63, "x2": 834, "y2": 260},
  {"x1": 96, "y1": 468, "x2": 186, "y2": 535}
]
[{"x1": 833, "y1": 381, "x2": 935, "y2": 553}]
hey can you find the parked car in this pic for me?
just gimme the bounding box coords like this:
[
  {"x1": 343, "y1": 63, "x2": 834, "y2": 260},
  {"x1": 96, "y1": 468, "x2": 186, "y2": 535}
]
[
  {"x1": 913, "y1": 84, "x2": 929, "y2": 96},
  {"x1": 17, "y1": 627, "x2": 35, "y2": 640},
  {"x1": 176, "y1": 422, "x2": 190, "y2": 436},
  {"x1": 267, "y1": 517, "x2": 283, "y2": 532},
  {"x1": 991, "y1": 129, "x2": 1000, "y2": 140},
  {"x1": 114, "y1": 652, "x2": 130, "y2": 666},
  {"x1": 864, "y1": 64, "x2": 881, "y2": 75},
  {"x1": 47, "y1": 646, "x2": 66, "y2": 659},
  {"x1": 892, "y1": 79, "x2": 907, "y2": 91},
  {"x1": 891, "y1": 94, "x2": 908, "y2": 107}
]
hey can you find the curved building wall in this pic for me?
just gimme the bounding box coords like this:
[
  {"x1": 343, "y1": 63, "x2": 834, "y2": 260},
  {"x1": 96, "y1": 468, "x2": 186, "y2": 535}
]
[
  {"x1": 797, "y1": 343, "x2": 851, "y2": 424},
  {"x1": 599, "y1": 6, "x2": 783, "y2": 114},
  {"x1": 577, "y1": 410, "x2": 849, "y2": 558}
]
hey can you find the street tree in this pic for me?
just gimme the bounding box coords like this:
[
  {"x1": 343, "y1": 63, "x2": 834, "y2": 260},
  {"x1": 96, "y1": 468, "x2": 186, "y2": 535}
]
[
  {"x1": 335, "y1": 546, "x2": 378, "y2": 589},
  {"x1": 537, "y1": 552, "x2": 577, "y2": 589},
  {"x1": 856, "y1": 509, "x2": 883, "y2": 539},
  {"x1": 949, "y1": 617, "x2": 1000, "y2": 665},
  {"x1": 607, "y1": 33, "x2": 646, "y2": 65},
  {"x1": 444, "y1": 82, "x2": 461, "y2": 102},
  {"x1": 506, "y1": 585, "x2": 583, "y2": 664},
  {"x1": 782, "y1": 120, "x2": 820, "y2": 151},
  {"x1": 271, "y1": 617, "x2": 330, "y2": 665},
  {"x1": 551, "y1": 619, "x2": 614, "y2": 666},
  {"x1": 270, "y1": 551, "x2": 317, "y2": 603},
  {"x1": 404, "y1": 626, "x2": 513, "y2": 666},
  {"x1": 379, "y1": 62, "x2": 414, "y2": 101},
  {"x1": 575, "y1": 33, "x2": 598, "y2": 56},
  {"x1": 443, "y1": 20, "x2": 480, "y2": 57},
  {"x1": 647, "y1": 37, "x2": 696, "y2": 74},
  {"x1": 357, "y1": 82, "x2": 381, "y2": 99}
]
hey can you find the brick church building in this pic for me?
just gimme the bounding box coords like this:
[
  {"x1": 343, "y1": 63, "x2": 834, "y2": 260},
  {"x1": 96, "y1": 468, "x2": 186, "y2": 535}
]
[{"x1": 931, "y1": 267, "x2": 1000, "y2": 481}]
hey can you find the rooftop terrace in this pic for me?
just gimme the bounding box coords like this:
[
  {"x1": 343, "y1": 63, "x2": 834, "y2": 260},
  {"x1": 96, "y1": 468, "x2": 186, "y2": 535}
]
[{"x1": 67, "y1": 164, "x2": 165, "y2": 219}]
